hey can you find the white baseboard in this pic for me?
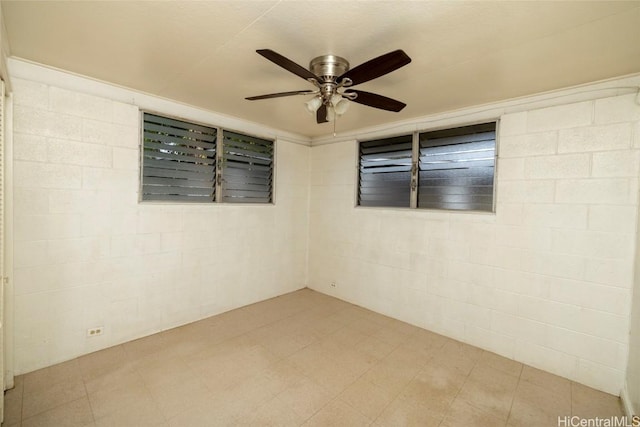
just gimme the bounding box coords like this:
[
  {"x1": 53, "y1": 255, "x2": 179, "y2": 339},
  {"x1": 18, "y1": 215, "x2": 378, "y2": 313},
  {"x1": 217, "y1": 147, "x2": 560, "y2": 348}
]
[{"x1": 621, "y1": 381, "x2": 636, "y2": 417}]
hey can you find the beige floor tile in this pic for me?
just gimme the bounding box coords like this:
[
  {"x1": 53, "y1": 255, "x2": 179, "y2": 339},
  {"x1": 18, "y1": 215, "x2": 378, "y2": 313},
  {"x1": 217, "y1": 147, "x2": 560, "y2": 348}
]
[
  {"x1": 349, "y1": 316, "x2": 386, "y2": 335},
  {"x1": 361, "y1": 359, "x2": 421, "y2": 395},
  {"x1": 122, "y1": 333, "x2": 170, "y2": 360},
  {"x1": 159, "y1": 327, "x2": 218, "y2": 358},
  {"x1": 259, "y1": 330, "x2": 317, "y2": 359},
  {"x1": 456, "y1": 366, "x2": 518, "y2": 421},
  {"x1": 441, "y1": 397, "x2": 508, "y2": 427},
  {"x1": 276, "y1": 376, "x2": 333, "y2": 421},
  {"x1": 258, "y1": 359, "x2": 307, "y2": 394},
  {"x1": 394, "y1": 338, "x2": 438, "y2": 363},
  {"x1": 356, "y1": 335, "x2": 399, "y2": 361},
  {"x1": 187, "y1": 335, "x2": 273, "y2": 372},
  {"x1": 136, "y1": 355, "x2": 195, "y2": 388},
  {"x1": 457, "y1": 382, "x2": 513, "y2": 420},
  {"x1": 4, "y1": 376, "x2": 25, "y2": 426},
  {"x1": 167, "y1": 400, "x2": 238, "y2": 427},
  {"x1": 369, "y1": 326, "x2": 413, "y2": 348},
  {"x1": 468, "y1": 363, "x2": 520, "y2": 392},
  {"x1": 183, "y1": 321, "x2": 241, "y2": 348},
  {"x1": 430, "y1": 344, "x2": 479, "y2": 377},
  {"x1": 339, "y1": 376, "x2": 399, "y2": 421},
  {"x1": 22, "y1": 376, "x2": 87, "y2": 419},
  {"x1": 127, "y1": 343, "x2": 190, "y2": 372},
  {"x1": 324, "y1": 325, "x2": 371, "y2": 349},
  {"x1": 214, "y1": 370, "x2": 288, "y2": 417},
  {"x1": 77, "y1": 345, "x2": 129, "y2": 383},
  {"x1": 412, "y1": 329, "x2": 450, "y2": 350},
  {"x1": 440, "y1": 340, "x2": 484, "y2": 361},
  {"x1": 87, "y1": 381, "x2": 155, "y2": 419},
  {"x1": 571, "y1": 382, "x2": 623, "y2": 418},
  {"x1": 93, "y1": 397, "x2": 166, "y2": 427},
  {"x1": 146, "y1": 376, "x2": 215, "y2": 420},
  {"x1": 287, "y1": 343, "x2": 337, "y2": 375},
  {"x1": 477, "y1": 351, "x2": 523, "y2": 377},
  {"x1": 307, "y1": 316, "x2": 347, "y2": 338},
  {"x1": 197, "y1": 345, "x2": 280, "y2": 397},
  {"x1": 82, "y1": 363, "x2": 142, "y2": 395},
  {"x1": 520, "y1": 365, "x2": 571, "y2": 399},
  {"x1": 301, "y1": 358, "x2": 366, "y2": 396},
  {"x1": 507, "y1": 380, "x2": 571, "y2": 426},
  {"x1": 235, "y1": 395, "x2": 306, "y2": 426},
  {"x1": 8, "y1": 289, "x2": 628, "y2": 427},
  {"x1": 387, "y1": 319, "x2": 422, "y2": 338},
  {"x1": 181, "y1": 340, "x2": 236, "y2": 371},
  {"x1": 22, "y1": 397, "x2": 94, "y2": 427},
  {"x1": 303, "y1": 399, "x2": 371, "y2": 427},
  {"x1": 24, "y1": 359, "x2": 83, "y2": 395},
  {"x1": 375, "y1": 395, "x2": 443, "y2": 427},
  {"x1": 398, "y1": 363, "x2": 468, "y2": 416},
  {"x1": 196, "y1": 363, "x2": 253, "y2": 396},
  {"x1": 384, "y1": 345, "x2": 430, "y2": 370}
]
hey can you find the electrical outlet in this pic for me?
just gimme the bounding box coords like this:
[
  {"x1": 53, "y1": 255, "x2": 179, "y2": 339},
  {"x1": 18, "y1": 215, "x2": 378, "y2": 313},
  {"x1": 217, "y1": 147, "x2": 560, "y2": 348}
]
[
  {"x1": 330, "y1": 281, "x2": 336, "y2": 288},
  {"x1": 87, "y1": 327, "x2": 104, "y2": 337}
]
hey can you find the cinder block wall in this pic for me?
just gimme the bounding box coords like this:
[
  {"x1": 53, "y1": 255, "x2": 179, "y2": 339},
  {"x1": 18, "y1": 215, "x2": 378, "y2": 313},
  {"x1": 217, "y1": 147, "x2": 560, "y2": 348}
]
[
  {"x1": 11, "y1": 77, "x2": 310, "y2": 374},
  {"x1": 10, "y1": 65, "x2": 640, "y2": 398},
  {"x1": 308, "y1": 95, "x2": 640, "y2": 394}
]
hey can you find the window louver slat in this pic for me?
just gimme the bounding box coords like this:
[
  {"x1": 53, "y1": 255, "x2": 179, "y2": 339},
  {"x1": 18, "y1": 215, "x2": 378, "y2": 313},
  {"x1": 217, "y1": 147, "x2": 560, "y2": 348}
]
[
  {"x1": 143, "y1": 149, "x2": 216, "y2": 165},
  {"x1": 222, "y1": 131, "x2": 274, "y2": 203},
  {"x1": 143, "y1": 140, "x2": 216, "y2": 158},
  {"x1": 143, "y1": 160, "x2": 216, "y2": 175},
  {"x1": 144, "y1": 121, "x2": 217, "y2": 143},
  {"x1": 143, "y1": 194, "x2": 212, "y2": 202},
  {"x1": 142, "y1": 167, "x2": 213, "y2": 182},
  {"x1": 223, "y1": 167, "x2": 272, "y2": 179},
  {"x1": 142, "y1": 113, "x2": 217, "y2": 202},
  {"x1": 358, "y1": 135, "x2": 412, "y2": 208},
  {"x1": 418, "y1": 124, "x2": 496, "y2": 212},
  {"x1": 143, "y1": 177, "x2": 214, "y2": 188},
  {"x1": 142, "y1": 185, "x2": 214, "y2": 196}
]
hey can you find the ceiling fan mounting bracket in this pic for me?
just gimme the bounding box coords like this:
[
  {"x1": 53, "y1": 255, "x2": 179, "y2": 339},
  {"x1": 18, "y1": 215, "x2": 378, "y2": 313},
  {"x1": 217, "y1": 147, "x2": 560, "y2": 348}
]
[
  {"x1": 309, "y1": 55, "x2": 350, "y2": 82},
  {"x1": 308, "y1": 56, "x2": 356, "y2": 103}
]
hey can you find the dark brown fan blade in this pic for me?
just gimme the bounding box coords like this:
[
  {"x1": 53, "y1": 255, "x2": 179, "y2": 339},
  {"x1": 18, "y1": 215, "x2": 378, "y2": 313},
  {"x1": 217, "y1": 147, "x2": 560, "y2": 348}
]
[
  {"x1": 256, "y1": 49, "x2": 320, "y2": 82},
  {"x1": 345, "y1": 90, "x2": 406, "y2": 112},
  {"x1": 316, "y1": 104, "x2": 328, "y2": 123},
  {"x1": 245, "y1": 90, "x2": 314, "y2": 100},
  {"x1": 338, "y1": 50, "x2": 411, "y2": 86}
]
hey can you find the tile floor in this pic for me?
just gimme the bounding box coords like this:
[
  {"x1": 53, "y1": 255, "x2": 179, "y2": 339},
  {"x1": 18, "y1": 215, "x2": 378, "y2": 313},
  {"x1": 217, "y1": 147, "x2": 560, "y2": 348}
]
[{"x1": 3, "y1": 289, "x2": 624, "y2": 426}]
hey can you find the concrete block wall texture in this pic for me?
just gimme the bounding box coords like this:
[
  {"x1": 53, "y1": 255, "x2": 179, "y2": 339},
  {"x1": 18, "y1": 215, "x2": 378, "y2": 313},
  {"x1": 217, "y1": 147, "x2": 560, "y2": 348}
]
[
  {"x1": 307, "y1": 94, "x2": 640, "y2": 395},
  {"x1": 11, "y1": 77, "x2": 310, "y2": 374},
  {"x1": 9, "y1": 68, "x2": 640, "y2": 400}
]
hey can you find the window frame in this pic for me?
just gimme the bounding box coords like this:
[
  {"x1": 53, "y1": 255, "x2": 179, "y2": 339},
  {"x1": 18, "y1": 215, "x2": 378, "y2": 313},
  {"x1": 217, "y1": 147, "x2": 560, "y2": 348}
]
[
  {"x1": 355, "y1": 120, "x2": 499, "y2": 213},
  {"x1": 357, "y1": 133, "x2": 414, "y2": 209},
  {"x1": 139, "y1": 110, "x2": 276, "y2": 205}
]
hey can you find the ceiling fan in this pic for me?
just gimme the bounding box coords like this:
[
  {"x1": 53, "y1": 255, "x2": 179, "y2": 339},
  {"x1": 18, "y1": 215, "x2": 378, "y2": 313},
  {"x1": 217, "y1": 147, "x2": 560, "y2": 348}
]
[{"x1": 245, "y1": 49, "x2": 411, "y2": 124}]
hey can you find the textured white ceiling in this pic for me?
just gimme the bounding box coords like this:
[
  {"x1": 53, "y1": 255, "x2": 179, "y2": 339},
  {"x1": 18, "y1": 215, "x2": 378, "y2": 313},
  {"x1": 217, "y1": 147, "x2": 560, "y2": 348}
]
[{"x1": 2, "y1": 1, "x2": 640, "y2": 138}]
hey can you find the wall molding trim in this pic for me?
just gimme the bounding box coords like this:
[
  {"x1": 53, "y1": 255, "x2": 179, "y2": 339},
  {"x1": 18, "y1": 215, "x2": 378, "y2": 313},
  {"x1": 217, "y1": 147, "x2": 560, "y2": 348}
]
[
  {"x1": 6, "y1": 57, "x2": 311, "y2": 146},
  {"x1": 311, "y1": 73, "x2": 640, "y2": 146}
]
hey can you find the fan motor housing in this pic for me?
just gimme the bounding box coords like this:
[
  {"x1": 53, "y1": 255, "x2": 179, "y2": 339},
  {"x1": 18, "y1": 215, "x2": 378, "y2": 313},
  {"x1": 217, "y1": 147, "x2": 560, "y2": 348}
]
[{"x1": 309, "y1": 55, "x2": 349, "y2": 81}]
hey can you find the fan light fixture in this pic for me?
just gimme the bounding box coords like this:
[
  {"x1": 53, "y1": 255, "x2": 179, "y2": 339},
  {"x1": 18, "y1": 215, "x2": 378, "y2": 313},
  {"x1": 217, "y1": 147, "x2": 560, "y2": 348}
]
[
  {"x1": 305, "y1": 93, "x2": 351, "y2": 122},
  {"x1": 305, "y1": 96, "x2": 322, "y2": 114},
  {"x1": 332, "y1": 94, "x2": 350, "y2": 115}
]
